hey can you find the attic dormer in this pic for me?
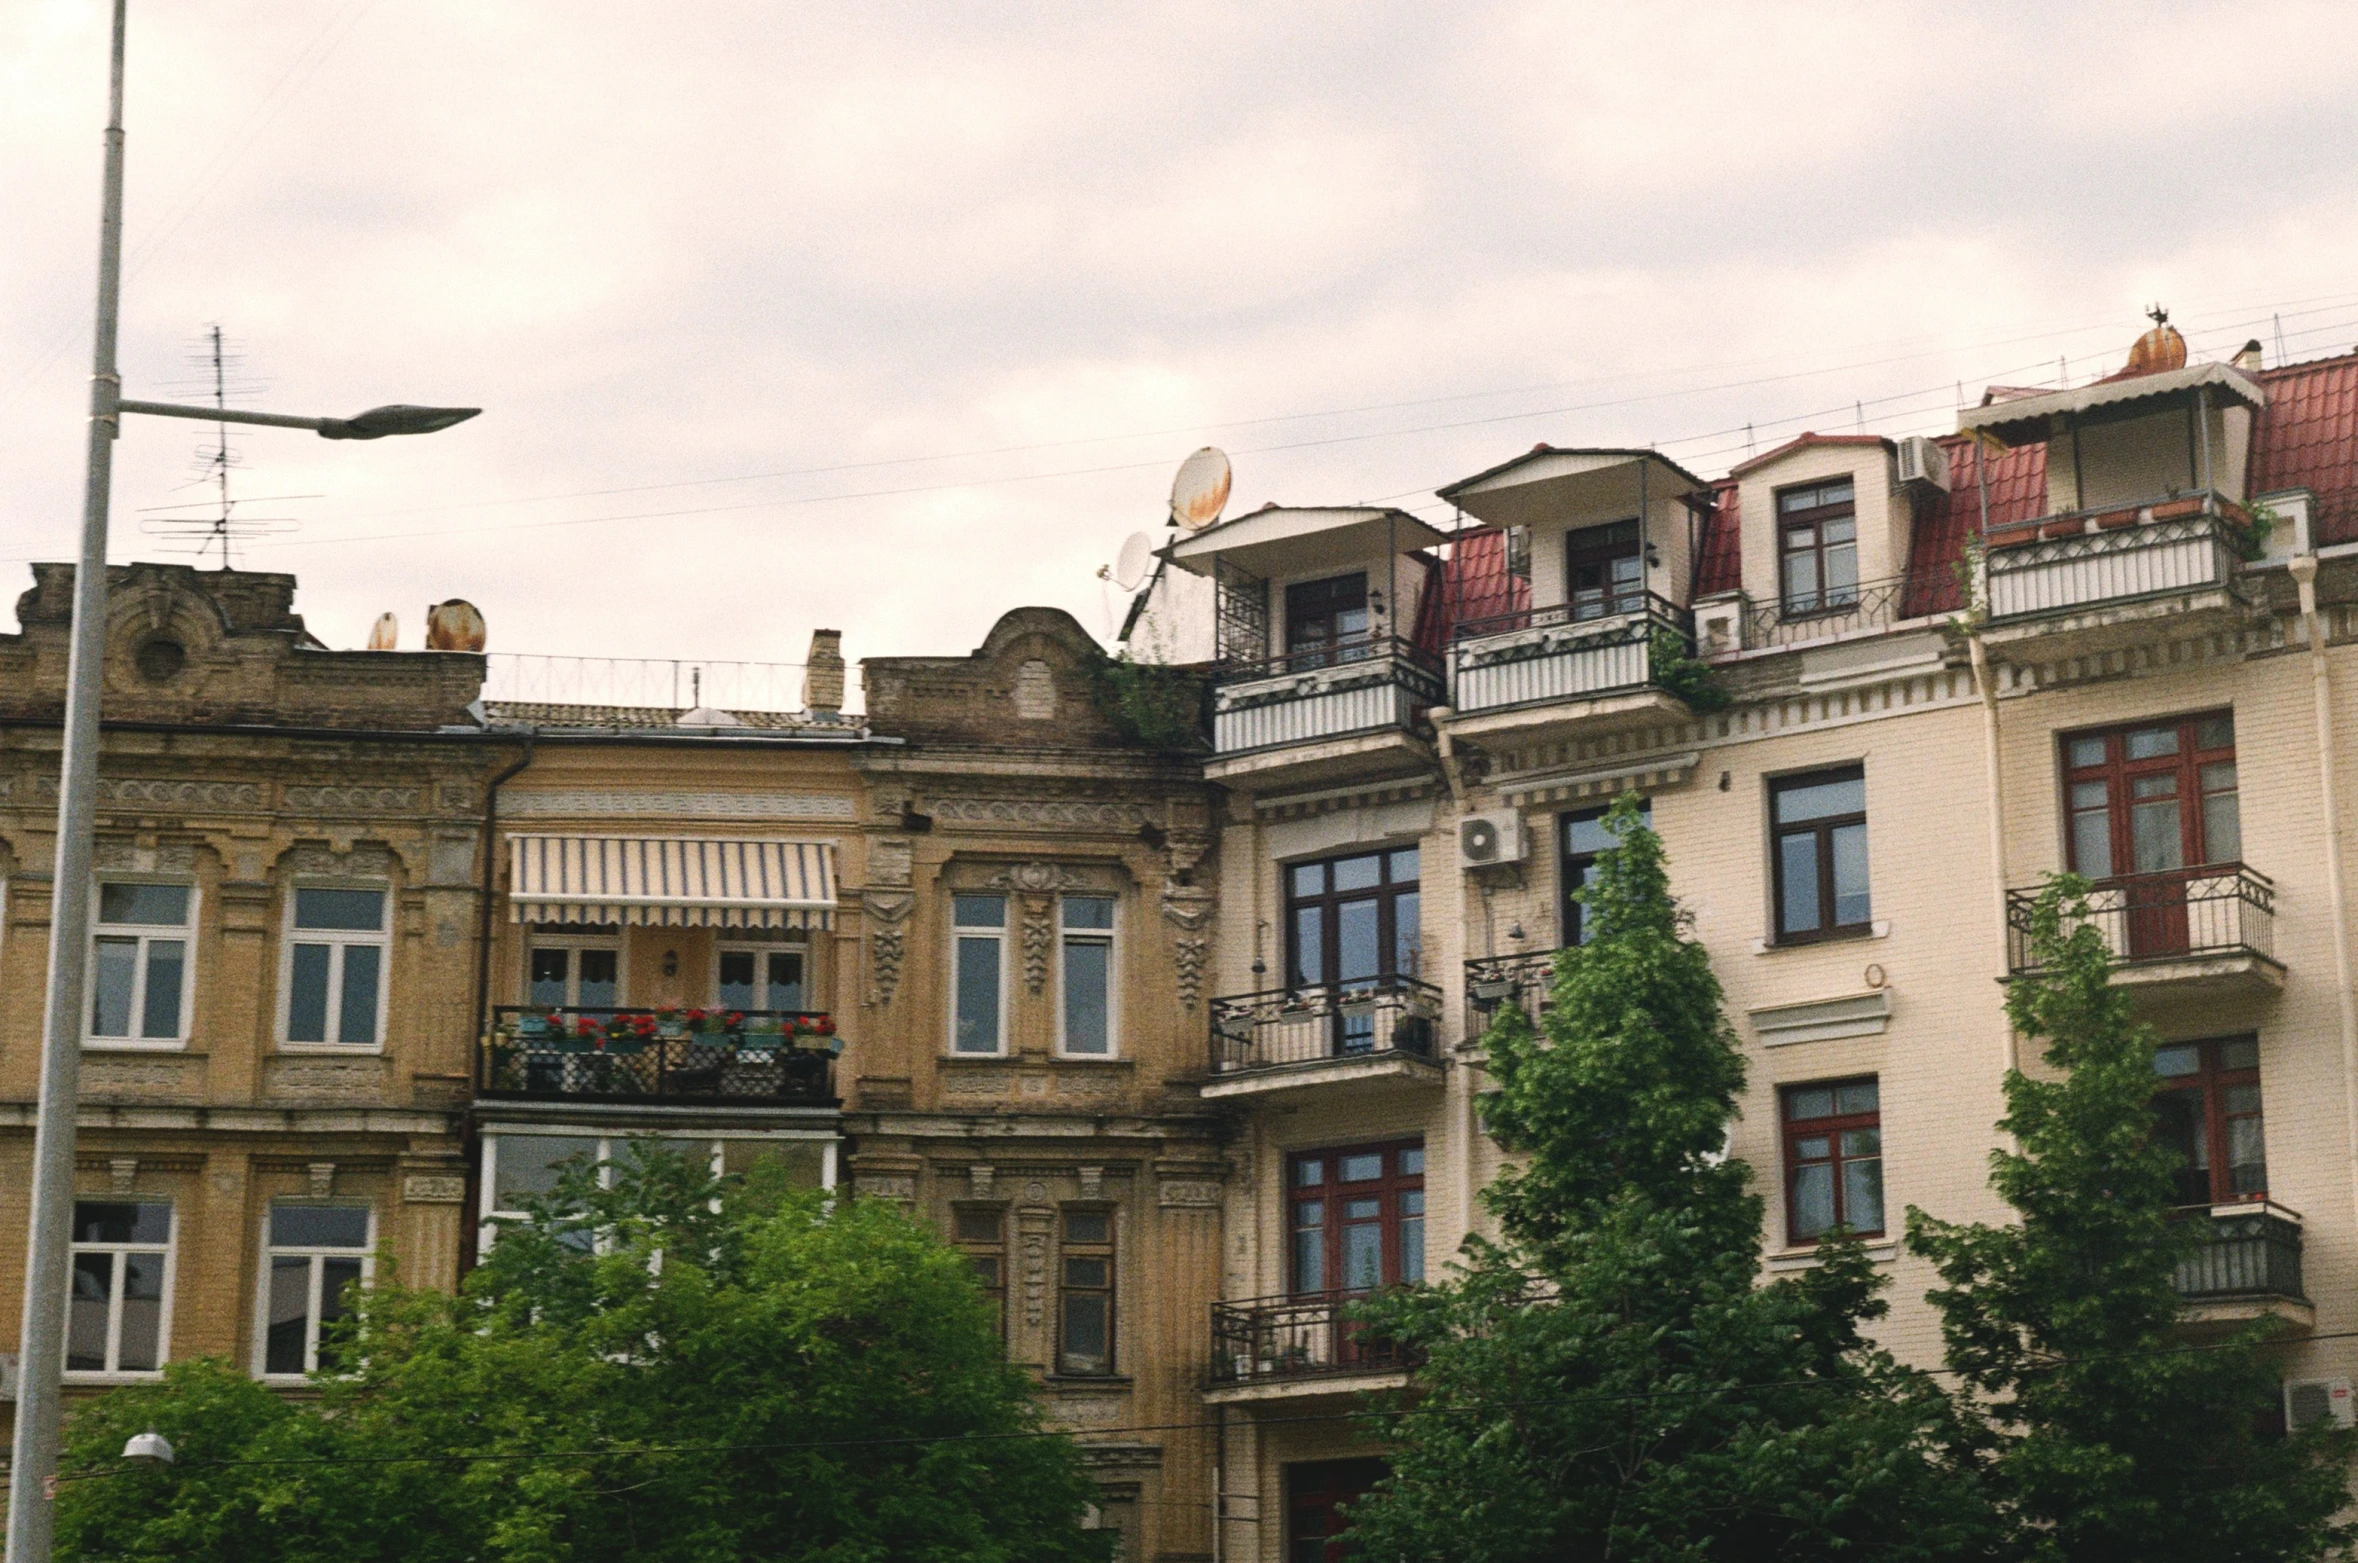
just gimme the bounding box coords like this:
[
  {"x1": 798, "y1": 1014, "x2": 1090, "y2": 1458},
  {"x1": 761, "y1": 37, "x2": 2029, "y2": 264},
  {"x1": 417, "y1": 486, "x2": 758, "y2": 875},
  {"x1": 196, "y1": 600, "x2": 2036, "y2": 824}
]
[
  {"x1": 1164, "y1": 504, "x2": 1448, "y2": 669},
  {"x1": 1727, "y1": 433, "x2": 1908, "y2": 621},
  {"x1": 1435, "y1": 446, "x2": 1711, "y2": 626}
]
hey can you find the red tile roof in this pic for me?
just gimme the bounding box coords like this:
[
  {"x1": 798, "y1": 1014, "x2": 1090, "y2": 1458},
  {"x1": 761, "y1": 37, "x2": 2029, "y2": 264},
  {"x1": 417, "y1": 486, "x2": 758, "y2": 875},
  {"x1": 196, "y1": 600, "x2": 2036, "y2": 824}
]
[
  {"x1": 1696, "y1": 482, "x2": 1741, "y2": 595},
  {"x1": 1413, "y1": 527, "x2": 1527, "y2": 650},
  {"x1": 2252, "y1": 350, "x2": 2358, "y2": 546},
  {"x1": 1431, "y1": 347, "x2": 2358, "y2": 625}
]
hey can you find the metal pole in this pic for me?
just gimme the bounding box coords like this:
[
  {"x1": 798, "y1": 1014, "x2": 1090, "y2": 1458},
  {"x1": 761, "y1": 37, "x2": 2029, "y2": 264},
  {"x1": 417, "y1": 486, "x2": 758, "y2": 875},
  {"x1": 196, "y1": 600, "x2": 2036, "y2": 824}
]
[{"x1": 10, "y1": 2, "x2": 126, "y2": 1556}]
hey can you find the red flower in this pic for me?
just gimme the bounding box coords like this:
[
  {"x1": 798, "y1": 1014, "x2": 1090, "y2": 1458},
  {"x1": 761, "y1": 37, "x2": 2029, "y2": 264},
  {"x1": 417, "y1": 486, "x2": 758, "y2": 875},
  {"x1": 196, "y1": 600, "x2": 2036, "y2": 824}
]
[
  {"x1": 815, "y1": 1016, "x2": 836, "y2": 1037},
  {"x1": 725, "y1": 1011, "x2": 745, "y2": 1028}
]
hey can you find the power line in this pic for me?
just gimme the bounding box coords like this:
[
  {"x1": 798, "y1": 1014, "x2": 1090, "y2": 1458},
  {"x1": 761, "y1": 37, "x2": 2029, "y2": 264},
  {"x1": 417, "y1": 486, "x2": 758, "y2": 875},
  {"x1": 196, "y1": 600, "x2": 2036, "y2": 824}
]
[{"x1": 57, "y1": 1325, "x2": 2358, "y2": 1483}]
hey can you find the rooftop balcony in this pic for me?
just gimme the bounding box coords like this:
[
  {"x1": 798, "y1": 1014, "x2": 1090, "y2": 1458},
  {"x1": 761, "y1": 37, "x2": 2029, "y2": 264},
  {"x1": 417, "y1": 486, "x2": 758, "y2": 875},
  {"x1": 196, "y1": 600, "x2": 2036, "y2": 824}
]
[
  {"x1": 1206, "y1": 637, "x2": 1444, "y2": 790},
  {"x1": 1205, "y1": 1290, "x2": 1422, "y2": 1404},
  {"x1": 1979, "y1": 493, "x2": 2260, "y2": 654},
  {"x1": 2005, "y1": 865, "x2": 2281, "y2": 1002},
  {"x1": 2176, "y1": 1202, "x2": 2309, "y2": 1330},
  {"x1": 1443, "y1": 594, "x2": 1694, "y2": 746},
  {"x1": 1203, "y1": 974, "x2": 1444, "y2": 1100},
  {"x1": 482, "y1": 1007, "x2": 839, "y2": 1108}
]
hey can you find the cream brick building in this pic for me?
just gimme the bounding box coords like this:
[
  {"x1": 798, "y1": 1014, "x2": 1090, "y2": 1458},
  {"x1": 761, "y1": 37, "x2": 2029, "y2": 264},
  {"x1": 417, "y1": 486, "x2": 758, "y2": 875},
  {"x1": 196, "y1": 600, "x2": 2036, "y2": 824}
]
[{"x1": 1131, "y1": 326, "x2": 2358, "y2": 1561}]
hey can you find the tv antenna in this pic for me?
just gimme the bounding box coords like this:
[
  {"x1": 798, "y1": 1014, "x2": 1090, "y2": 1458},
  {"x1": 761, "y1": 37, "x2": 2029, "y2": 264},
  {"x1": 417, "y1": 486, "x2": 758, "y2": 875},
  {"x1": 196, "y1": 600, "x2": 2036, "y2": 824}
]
[{"x1": 133, "y1": 324, "x2": 316, "y2": 568}]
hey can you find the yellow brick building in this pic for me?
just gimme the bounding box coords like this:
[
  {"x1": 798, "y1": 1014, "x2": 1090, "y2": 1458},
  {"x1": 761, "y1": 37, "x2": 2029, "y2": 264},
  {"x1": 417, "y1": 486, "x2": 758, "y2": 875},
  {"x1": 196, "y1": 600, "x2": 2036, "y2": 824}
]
[{"x1": 1137, "y1": 330, "x2": 2358, "y2": 1560}]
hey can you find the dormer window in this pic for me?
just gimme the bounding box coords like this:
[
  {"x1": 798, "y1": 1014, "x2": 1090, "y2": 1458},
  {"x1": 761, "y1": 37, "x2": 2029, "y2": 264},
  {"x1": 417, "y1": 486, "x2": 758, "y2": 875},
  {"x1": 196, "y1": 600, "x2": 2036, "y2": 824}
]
[
  {"x1": 1778, "y1": 480, "x2": 1858, "y2": 615},
  {"x1": 1284, "y1": 573, "x2": 1369, "y2": 667},
  {"x1": 1566, "y1": 521, "x2": 1643, "y2": 620}
]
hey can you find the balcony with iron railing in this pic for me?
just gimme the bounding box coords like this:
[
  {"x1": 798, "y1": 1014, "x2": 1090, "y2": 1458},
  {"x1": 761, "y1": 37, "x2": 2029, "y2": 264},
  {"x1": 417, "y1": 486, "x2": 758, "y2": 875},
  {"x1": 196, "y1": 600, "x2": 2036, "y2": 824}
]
[
  {"x1": 1980, "y1": 490, "x2": 2259, "y2": 642},
  {"x1": 2005, "y1": 865, "x2": 2281, "y2": 1000},
  {"x1": 1203, "y1": 975, "x2": 1445, "y2": 1100},
  {"x1": 2175, "y1": 1202, "x2": 2308, "y2": 1328},
  {"x1": 1732, "y1": 565, "x2": 1968, "y2": 652},
  {"x1": 1207, "y1": 635, "x2": 1445, "y2": 789},
  {"x1": 481, "y1": 1007, "x2": 839, "y2": 1107},
  {"x1": 1442, "y1": 593, "x2": 1696, "y2": 745},
  {"x1": 1206, "y1": 1290, "x2": 1423, "y2": 1401},
  {"x1": 1464, "y1": 948, "x2": 1559, "y2": 1036}
]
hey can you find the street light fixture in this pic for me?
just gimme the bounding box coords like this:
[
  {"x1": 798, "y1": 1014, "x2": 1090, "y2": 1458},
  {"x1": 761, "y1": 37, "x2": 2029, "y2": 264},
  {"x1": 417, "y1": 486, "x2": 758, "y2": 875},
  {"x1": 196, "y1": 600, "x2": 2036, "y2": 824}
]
[{"x1": 4, "y1": 7, "x2": 476, "y2": 1560}]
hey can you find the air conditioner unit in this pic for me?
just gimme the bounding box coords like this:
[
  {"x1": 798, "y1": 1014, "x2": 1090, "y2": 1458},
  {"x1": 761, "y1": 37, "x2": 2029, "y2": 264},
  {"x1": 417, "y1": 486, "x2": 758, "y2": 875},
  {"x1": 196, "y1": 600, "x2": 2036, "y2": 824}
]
[
  {"x1": 1459, "y1": 811, "x2": 1527, "y2": 868},
  {"x1": 1895, "y1": 435, "x2": 1951, "y2": 492},
  {"x1": 2286, "y1": 1378, "x2": 2354, "y2": 1431}
]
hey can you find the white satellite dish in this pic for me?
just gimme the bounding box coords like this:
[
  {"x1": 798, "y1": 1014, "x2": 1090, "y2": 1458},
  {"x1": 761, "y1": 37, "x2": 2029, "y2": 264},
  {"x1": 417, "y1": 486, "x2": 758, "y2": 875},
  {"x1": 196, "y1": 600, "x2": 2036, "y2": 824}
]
[
  {"x1": 1169, "y1": 447, "x2": 1232, "y2": 532},
  {"x1": 1112, "y1": 532, "x2": 1156, "y2": 591}
]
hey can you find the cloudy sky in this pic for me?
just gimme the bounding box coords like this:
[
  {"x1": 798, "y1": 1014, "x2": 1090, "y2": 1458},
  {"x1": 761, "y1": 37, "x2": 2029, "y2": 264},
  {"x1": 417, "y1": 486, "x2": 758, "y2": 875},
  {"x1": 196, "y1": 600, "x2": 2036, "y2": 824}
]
[{"x1": 3, "y1": 1, "x2": 2355, "y2": 703}]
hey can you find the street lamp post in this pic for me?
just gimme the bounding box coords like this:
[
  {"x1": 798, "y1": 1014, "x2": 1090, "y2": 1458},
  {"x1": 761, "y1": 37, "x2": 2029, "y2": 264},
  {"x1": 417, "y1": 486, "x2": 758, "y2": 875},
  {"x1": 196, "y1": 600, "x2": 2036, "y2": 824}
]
[{"x1": 4, "y1": 6, "x2": 475, "y2": 1559}]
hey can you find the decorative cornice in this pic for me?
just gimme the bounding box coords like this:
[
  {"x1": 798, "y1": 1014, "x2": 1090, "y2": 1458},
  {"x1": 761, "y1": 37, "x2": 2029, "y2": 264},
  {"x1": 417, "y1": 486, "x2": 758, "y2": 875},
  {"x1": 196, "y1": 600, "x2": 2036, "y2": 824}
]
[
  {"x1": 1500, "y1": 750, "x2": 1701, "y2": 808},
  {"x1": 500, "y1": 790, "x2": 856, "y2": 821},
  {"x1": 1252, "y1": 777, "x2": 1436, "y2": 822},
  {"x1": 931, "y1": 798, "x2": 1148, "y2": 831},
  {"x1": 281, "y1": 784, "x2": 421, "y2": 814}
]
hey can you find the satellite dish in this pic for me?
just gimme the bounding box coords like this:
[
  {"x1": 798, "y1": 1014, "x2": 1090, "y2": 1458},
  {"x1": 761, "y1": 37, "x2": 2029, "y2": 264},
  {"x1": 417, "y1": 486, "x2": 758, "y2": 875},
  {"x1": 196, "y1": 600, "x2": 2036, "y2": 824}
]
[
  {"x1": 365, "y1": 612, "x2": 398, "y2": 651},
  {"x1": 1169, "y1": 447, "x2": 1231, "y2": 532},
  {"x1": 1112, "y1": 532, "x2": 1156, "y2": 591}
]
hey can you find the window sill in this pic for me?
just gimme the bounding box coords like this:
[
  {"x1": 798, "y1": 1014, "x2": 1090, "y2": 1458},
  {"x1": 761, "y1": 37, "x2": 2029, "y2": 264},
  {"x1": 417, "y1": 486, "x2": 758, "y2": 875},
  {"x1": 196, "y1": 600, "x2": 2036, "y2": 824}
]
[
  {"x1": 1753, "y1": 921, "x2": 1889, "y2": 955},
  {"x1": 1045, "y1": 1054, "x2": 1134, "y2": 1067},
  {"x1": 276, "y1": 1042, "x2": 387, "y2": 1057},
  {"x1": 1765, "y1": 1238, "x2": 1898, "y2": 1272},
  {"x1": 80, "y1": 1038, "x2": 193, "y2": 1053},
  {"x1": 64, "y1": 1370, "x2": 163, "y2": 1385},
  {"x1": 1046, "y1": 1372, "x2": 1133, "y2": 1388}
]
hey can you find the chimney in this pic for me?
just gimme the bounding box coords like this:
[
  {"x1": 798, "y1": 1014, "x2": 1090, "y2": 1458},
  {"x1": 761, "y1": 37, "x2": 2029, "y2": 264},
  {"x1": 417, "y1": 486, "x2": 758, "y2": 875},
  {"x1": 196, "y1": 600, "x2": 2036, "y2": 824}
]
[
  {"x1": 2234, "y1": 339, "x2": 2264, "y2": 372},
  {"x1": 802, "y1": 629, "x2": 845, "y2": 717}
]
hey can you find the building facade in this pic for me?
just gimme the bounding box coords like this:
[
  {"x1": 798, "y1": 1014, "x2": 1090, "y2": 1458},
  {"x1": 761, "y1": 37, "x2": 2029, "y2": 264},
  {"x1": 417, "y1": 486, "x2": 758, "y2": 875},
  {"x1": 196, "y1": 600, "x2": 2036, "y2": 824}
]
[
  {"x1": 0, "y1": 563, "x2": 500, "y2": 1393},
  {"x1": 1143, "y1": 331, "x2": 2358, "y2": 1561}
]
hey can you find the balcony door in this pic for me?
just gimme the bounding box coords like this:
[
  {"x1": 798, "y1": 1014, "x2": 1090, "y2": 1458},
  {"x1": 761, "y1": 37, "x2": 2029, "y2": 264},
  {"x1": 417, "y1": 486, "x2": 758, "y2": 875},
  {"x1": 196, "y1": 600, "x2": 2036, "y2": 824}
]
[
  {"x1": 1565, "y1": 520, "x2": 1643, "y2": 621},
  {"x1": 1286, "y1": 1458, "x2": 1388, "y2": 1563},
  {"x1": 1287, "y1": 1142, "x2": 1425, "y2": 1297},
  {"x1": 1284, "y1": 573, "x2": 1369, "y2": 668},
  {"x1": 2153, "y1": 1035, "x2": 2267, "y2": 1207},
  {"x1": 1286, "y1": 847, "x2": 1420, "y2": 1052},
  {"x1": 2063, "y1": 713, "x2": 2238, "y2": 957}
]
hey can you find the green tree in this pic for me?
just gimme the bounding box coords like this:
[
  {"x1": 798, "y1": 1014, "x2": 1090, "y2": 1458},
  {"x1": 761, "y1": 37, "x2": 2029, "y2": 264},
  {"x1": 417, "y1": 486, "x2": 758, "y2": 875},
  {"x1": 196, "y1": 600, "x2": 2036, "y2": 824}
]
[
  {"x1": 1907, "y1": 877, "x2": 2354, "y2": 1562},
  {"x1": 1346, "y1": 796, "x2": 1994, "y2": 1561},
  {"x1": 58, "y1": 1147, "x2": 1113, "y2": 1563}
]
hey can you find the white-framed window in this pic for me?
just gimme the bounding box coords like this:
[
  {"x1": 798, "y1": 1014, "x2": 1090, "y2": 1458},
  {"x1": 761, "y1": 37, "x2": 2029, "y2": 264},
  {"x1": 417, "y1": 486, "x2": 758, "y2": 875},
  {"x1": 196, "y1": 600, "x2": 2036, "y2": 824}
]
[
  {"x1": 951, "y1": 893, "x2": 1007, "y2": 1056},
  {"x1": 525, "y1": 932, "x2": 622, "y2": 1010},
  {"x1": 716, "y1": 944, "x2": 808, "y2": 1012},
  {"x1": 280, "y1": 887, "x2": 389, "y2": 1047},
  {"x1": 260, "y1": 1203, "x2": 372, "y2": 1379},
  {"x1": 88, "y1": 881, "x2": 194, "y2": 1045},
  {"x1": 476, "y1": 1130, "x2": 839, "y2": 1256},
  {"x1": 67, "y1": 1200, "x2": 172, "y2": 1378},
  {"x1": 1059, "y1": 895, "x2": 1117, "y2": 1057}
]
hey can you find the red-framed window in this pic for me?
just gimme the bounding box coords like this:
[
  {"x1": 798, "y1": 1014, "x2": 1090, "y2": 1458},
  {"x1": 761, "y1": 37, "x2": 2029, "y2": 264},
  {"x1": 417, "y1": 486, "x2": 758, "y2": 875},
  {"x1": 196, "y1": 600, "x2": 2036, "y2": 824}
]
[
  {"x1": 1781, "y1": 1078, "x2": 1883, "y2": 1243},
  {"x1": 2063, "y1": 712, "x2": 2239, "y2": 879},
  {"x1": 1288, "y1": 1141, "x2": 1424, "y2": 1296},
  {"x1": 1286, "y1": 1457, "x2": 1387, "y2": 1563},
  {"x1": 1285, "y1": 573, "x2": 1370, "y2": 665},
  {"x1": 2154, "y1": 1035, "x2": 2267, "y2": 1206}
]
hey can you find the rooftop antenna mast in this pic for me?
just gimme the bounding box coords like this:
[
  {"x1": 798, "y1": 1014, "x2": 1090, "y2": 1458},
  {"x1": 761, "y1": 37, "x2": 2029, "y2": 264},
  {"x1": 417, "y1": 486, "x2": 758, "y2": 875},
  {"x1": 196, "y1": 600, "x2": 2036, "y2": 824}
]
[{"x1": 133, "y1": 324, "x2": 313, "y2": 567}]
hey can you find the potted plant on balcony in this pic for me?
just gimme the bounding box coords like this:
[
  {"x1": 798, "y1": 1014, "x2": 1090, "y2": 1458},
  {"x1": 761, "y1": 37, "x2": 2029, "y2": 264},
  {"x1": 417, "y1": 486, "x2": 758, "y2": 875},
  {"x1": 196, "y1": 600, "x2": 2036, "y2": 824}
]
[
  {"x1": 512, "y1": 1008, "x2": 559, "y2": 1041},
  {"x1": 654, "y1": 1006, "x2": 689, "y2": 1040}
]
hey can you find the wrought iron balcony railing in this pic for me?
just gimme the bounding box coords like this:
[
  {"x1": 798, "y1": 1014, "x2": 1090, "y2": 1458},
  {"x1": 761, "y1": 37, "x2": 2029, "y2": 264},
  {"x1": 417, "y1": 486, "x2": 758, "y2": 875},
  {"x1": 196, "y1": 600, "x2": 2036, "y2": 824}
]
[
  {"x1": 1211, "y1": 636, "x2": 1445, "y2": 756},
  {"x1": 1446, "y1": 594, "x2": 1691, "y2": 716},
  {"x1": 1209, "y1": 1290, "x2": 1423, "y2": 1387},
  {"x1": 2174, "y1": 1203, "x2": 2304, "y2": 1305},
  {"x1": 482, "y1": 1006, "x2": 838, "y2": 1106},
  {"x1": 2005, "y1": 865, "x2": 2275, "y2": 974},
  {"x1": 1464, "y1": 948, "x2": 1559, "y2": 1034},
  {"x1": 1983, "y1": 496, "x2": 2253, "y2": 623},
  {"x1": 1738, "y1": 566, "x2": 1968, "y2": 649},
  {"x1": 1209, "y1": 975, "x2": 1443, "y2": 1075}
]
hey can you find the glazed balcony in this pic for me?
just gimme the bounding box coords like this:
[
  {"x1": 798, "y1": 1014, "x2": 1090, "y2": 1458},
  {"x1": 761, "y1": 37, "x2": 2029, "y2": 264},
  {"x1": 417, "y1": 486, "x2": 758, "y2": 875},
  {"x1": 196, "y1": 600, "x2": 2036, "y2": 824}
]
[
  {"x1": 1206, "y1": 637, "x2": 1444, "y2": 791},
  {"x1": 1464, "y1": 948, "x2": 1559, "y2": 1035},
  {"x1": 1981, "y1": 494, "x2": 2257, "y2": 647},
  {"x1": 1443, "y1": 594, "x2": 1694, "y2": 746},
  {"x1": 1205, "y1": 1291, "x2": 1422, "y2": 1402},
  {"x1": 1203, "y1": 975, "x2": 1444, "y2": 1100},
  {"x1": 481, "y1": 1007, "x2": 839, "y2": 1107},
  {"x1": 2005, "y1": 865, "x2": 2280, "y2": 1001},
  {"x1": 2175, "y1": 1202, "x2": 2308, "y2": 1329}
]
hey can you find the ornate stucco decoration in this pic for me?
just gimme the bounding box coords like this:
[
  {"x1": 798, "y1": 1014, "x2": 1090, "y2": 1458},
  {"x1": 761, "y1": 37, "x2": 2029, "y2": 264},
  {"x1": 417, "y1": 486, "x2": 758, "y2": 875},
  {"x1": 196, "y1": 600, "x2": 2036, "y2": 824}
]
[
  {"x1": 1159, "y1": 884, "x2": 1214, "y2": 1010},
  {"x1": 988, "y1": 861, "x2": 1087, "y2": 994},
  {"x1": 865, "y1": 892, "x2": 914, "y2": 1005}
]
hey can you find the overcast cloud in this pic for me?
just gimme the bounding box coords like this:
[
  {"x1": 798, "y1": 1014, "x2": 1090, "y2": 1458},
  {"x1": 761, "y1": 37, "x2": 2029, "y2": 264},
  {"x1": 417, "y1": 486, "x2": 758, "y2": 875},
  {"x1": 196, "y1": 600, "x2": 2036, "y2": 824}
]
[{"x1": 3, "y1": 1, "x2": 2356, "y2": 691}]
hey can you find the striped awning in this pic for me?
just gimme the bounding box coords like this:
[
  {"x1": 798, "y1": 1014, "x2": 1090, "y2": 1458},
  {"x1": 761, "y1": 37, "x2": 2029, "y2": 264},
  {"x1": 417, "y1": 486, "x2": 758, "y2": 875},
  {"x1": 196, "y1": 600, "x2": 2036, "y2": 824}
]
[{"x1": 508, "y1": 836, "x2": 835, "y2": 929}]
